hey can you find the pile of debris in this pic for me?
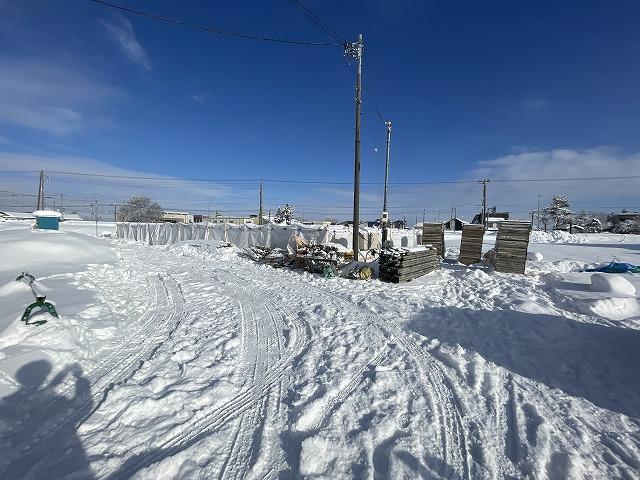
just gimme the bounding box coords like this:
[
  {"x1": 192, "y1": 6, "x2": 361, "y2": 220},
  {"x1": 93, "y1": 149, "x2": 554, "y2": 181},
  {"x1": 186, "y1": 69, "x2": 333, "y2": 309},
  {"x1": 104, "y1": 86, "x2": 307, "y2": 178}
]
[
  {"x1": 244, "y1": 235, "x2": 343, "y2": 276},
  {"x1": 379, "y1": 245, "x2": 440, "y2": 283}
]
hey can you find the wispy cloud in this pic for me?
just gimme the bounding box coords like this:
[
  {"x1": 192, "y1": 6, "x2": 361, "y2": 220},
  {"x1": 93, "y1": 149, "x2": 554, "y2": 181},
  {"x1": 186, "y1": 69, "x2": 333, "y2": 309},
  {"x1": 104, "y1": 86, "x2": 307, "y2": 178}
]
[
  {"x1": 0, "y1": 59, "x2": 125, "y2": 135},
  {"x1": 100, "y1": 15, "x2": 151, "y2": 72},
  {"x1": 522, "y1": 96, "x2": 549, "y2": 110},
  {"x1": 191, "y1": 92, "x2": 210, "y2": 104}
]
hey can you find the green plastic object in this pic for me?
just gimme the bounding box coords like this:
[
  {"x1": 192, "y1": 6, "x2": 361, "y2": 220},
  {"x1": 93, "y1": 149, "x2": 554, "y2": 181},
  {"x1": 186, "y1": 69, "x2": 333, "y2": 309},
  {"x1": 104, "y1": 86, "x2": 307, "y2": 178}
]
[
  {"x1": 323, "y1": 264, "x2": 336, "y2": 279},
  {"x1": 21, "y1": 299, "x2": 59, "y2": 325}
]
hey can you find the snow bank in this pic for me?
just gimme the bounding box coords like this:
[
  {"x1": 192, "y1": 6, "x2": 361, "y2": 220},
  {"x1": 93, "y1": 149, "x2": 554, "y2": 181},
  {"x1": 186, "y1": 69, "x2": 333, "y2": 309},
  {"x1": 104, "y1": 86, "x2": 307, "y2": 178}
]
[
  {"x1": 530, "y1": 230, "x2": 588, "y2": 244},
  {"x1": 590, "y1": 273, "x2": 636, "y2": 297},
  {"x1": 0, "y1": 229, "x2": 114, "y2": 275}
]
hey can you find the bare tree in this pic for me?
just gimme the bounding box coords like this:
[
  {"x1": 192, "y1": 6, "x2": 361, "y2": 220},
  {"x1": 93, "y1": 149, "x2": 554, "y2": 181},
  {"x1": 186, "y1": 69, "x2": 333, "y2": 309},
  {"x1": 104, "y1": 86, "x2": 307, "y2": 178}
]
[{"x1": 119, "y1": 196, "x2": 163, "y2": 222}]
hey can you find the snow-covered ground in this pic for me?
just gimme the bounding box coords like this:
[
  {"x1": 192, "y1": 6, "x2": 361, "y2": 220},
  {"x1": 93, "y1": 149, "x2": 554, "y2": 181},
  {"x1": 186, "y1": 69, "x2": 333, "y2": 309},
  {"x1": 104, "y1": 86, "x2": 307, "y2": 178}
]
[{"x1": 1, "y1": 220, "x2": 639, "y2": 479}]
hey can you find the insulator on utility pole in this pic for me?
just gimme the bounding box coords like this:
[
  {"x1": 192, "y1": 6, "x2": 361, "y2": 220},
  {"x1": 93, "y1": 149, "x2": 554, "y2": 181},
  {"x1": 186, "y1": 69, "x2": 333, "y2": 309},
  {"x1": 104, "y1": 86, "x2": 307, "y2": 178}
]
[{"x1": 346, "y1": 34, "x2": 364, "y2": 260}]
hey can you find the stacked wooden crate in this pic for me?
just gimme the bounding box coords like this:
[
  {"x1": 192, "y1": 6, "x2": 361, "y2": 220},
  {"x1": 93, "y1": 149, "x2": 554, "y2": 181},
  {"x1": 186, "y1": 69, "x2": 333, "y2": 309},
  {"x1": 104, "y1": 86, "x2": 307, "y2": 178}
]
[
  {"x1": 379, "y1": 246, "x2": 440, "y2": 283},
  {"x1": 494, "y1": 221, "x2": 531, "y2": 274},
  {"x1": 422, "y1": 223, "x2": 445, "y2": 257},
  {"x1": 459, "y1": 224, "x2": 485, "y2": 265}
]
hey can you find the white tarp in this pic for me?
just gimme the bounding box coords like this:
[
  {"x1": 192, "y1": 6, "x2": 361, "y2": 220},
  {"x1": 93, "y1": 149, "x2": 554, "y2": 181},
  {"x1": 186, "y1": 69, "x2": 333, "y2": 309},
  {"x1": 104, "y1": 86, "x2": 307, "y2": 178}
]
[{"x1": 116, "y1": 223, "x2": 418, "y2": 250}]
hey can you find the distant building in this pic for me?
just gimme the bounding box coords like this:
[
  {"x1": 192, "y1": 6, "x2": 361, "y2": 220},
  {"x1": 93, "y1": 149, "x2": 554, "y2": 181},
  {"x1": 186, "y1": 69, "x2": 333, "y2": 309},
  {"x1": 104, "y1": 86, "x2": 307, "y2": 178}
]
[
  {"x1": 618, "y1": 212, "x2": 640, "y2": 222},
  {"x1": 161, "y1": 211, "x2": 194, "y2": 223},
  {"x1": 444, "y1": 218, "x2": 467, "y2": 230},
  {"x1": 472, "y1": 208, "x2": 509, "y2": 227}
]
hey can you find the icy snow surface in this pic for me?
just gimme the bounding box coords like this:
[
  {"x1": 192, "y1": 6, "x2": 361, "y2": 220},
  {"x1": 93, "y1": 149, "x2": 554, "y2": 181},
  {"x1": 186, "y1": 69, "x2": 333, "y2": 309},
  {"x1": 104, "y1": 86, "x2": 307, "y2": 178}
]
[{"x1": 0, "y1": 222, "x2": 639, "y2": 479}]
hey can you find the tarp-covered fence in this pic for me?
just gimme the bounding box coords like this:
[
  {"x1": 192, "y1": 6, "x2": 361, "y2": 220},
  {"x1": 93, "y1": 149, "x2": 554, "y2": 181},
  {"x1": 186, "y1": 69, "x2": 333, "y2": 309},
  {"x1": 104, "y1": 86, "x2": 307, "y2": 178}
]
[{"x1": 116, "y1": 223, "x2": 419, "y2": 250}]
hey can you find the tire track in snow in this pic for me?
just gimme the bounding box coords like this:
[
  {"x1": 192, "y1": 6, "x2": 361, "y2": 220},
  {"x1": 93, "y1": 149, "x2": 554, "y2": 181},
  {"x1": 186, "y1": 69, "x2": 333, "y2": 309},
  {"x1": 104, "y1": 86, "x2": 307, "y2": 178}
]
[
  {"x1": 248, "y1": 272, "x2": 473, "y2": 480},
  {"x1": 106, "y1": 266, "x2": 312, "y2": 480}
]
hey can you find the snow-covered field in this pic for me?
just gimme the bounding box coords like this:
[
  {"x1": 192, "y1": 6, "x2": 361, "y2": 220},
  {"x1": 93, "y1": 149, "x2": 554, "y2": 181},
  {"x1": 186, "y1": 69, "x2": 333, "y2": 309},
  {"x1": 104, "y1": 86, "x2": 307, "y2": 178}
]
[{"x1": 1, "y1": 220, "x2": 639, "y2": 479}]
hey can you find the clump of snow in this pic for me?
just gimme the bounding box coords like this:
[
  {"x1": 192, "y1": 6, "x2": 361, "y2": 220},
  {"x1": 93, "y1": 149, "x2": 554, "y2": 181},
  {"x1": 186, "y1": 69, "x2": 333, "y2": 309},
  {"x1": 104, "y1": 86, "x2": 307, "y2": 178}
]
[
  {"x1": 590, "y1": 273, "x2": 636, "y2": 297},
  {"x1": 530, "y1": 230, "x2": 588, "y2": 244},
  {"x1": 32, "y1": 210, "x2": 62, "y2": 218},
  {"x1": 527, "y1": 251, "x2": 544, "y2": 261}
]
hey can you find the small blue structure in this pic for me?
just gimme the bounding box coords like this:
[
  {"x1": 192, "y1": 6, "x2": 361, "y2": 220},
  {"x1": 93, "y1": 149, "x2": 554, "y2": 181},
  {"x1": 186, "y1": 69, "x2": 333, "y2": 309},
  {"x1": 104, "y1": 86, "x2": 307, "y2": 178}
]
[{"x1": 33, "y1": 210, "x2": 61, "y2": 230}]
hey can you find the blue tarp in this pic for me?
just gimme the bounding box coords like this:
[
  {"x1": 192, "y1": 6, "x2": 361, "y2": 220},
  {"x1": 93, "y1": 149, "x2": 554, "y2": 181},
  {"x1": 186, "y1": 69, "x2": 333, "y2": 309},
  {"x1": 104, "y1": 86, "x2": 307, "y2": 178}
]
[{"x1": 585, "y1": 262, "x2": 640, "y2": 274}]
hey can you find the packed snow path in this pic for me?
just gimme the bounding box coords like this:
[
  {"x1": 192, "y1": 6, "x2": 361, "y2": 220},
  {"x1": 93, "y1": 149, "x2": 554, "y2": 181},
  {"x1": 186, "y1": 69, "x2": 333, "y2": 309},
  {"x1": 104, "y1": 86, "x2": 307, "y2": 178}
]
[{"x1": 1, "y1": 234, "x2": 639, "y2": 479}]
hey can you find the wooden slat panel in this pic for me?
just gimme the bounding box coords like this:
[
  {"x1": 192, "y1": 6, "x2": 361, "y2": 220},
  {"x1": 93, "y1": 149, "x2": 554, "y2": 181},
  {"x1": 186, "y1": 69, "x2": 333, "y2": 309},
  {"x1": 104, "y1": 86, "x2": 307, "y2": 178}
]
[
  {"x1": 459, "y1": 224, "x2": 485, "y2": 265},
  {"x1": 494, "y1": 221, "x2": 531, "y2": 274},
  {"x1": 422, "y1": 223, "x2": 445, "y2": 257}
]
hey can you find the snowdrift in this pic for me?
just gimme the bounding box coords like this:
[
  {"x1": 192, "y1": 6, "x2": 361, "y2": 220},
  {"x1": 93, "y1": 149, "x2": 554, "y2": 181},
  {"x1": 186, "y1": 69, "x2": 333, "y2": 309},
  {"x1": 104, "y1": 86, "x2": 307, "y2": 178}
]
[{"x1": 530, "y1": 230, "x2": 589, "y2": 244}]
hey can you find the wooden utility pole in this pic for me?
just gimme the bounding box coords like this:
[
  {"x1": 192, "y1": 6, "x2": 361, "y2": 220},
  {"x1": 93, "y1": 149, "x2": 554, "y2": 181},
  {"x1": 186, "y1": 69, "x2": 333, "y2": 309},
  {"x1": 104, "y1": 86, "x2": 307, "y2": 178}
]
[{"x1": 346, "y1": 34, "x2": 364, "y2": 260}]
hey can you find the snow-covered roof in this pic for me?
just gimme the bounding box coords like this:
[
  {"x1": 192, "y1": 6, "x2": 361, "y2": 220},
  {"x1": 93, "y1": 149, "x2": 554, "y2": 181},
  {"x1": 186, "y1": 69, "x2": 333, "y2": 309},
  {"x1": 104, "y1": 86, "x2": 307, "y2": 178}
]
[
  {"x1": 61, "y1": 213, "x2": 83, "y2": 221},
  {"x1": 0, "y1": 210, "x2": 35, "y2": 219},
  {"x1": 486, "y1": 217, "x2": 506, "y2": 222},
  {"x1": 32, "y1": 210, "x2": 62, "y2": 218}
]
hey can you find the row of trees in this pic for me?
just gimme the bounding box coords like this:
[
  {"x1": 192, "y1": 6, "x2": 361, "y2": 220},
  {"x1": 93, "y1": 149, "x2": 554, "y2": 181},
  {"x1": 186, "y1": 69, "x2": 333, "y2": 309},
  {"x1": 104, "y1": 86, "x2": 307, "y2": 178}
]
[
  {"x1": 541, "y1": 195, "x2": 639, "y2": 233},
  {"x1": 117, "y1": 196, "x2": 298, "y2": 224}
]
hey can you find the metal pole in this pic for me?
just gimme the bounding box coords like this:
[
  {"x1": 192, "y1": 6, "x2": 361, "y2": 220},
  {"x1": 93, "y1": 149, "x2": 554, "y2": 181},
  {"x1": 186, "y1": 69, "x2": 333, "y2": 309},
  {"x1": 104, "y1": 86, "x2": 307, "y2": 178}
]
[
  {"x1": 259, "y1": 179, "x2": 263, "y2": 225},
  {"x1": 347, "y1": 34, "x2": 363, "y2": 261},
  {"x1": 381, "y1": 120, "x2": 391, "y2": 246}
]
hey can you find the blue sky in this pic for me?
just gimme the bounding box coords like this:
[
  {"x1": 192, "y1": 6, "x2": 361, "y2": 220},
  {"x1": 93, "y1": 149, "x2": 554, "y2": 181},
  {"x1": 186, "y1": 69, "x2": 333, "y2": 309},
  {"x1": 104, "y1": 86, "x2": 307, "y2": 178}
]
[{"x1": 1, "y1": 0, "x2": 639, "y2": 221}]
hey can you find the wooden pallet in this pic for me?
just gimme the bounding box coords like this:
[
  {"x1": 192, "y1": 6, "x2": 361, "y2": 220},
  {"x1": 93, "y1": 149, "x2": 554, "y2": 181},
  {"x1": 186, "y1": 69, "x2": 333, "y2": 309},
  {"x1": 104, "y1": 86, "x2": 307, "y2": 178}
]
[
  {"x1": 459, "y1": 224, "x2": 485, "y2": 265},
  {"x1": 422, "y1": 223, "x2": 445, "y2": 257},
  {"x1": 494, "y1": 221, "x2": 531, "y2": 274},
  {"x1": 379, "y1": 246, "x2": 440, "y2": 283}
]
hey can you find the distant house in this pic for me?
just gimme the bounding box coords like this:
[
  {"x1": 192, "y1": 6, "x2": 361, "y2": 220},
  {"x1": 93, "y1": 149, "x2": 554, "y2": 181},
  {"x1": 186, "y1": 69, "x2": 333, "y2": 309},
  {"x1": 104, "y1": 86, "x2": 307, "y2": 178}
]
[
  {"x1": 618, "y1": 212, "x2": 640, "y2": 222},
  {"x1": 444, "y1": 218, "x2": 466, "y2": 231},
  {"x1": 472, "y1": 209, "x2": 509, "y2": 226}
]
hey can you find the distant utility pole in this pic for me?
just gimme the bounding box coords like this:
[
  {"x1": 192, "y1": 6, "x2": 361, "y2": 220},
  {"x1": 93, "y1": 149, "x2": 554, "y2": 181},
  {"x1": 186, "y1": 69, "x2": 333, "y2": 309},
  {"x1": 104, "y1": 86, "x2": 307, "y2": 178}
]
[
  {"x1": 479, "y1": 179, "x2": 490, "y2": 230},
  {"x1": 381, "y1": 120, "x2": 392, "y2": 246},
  {"x1": 346, "y1": 34, "x2": 364, "y2": 260},
  {"x1": 537, "y1": 194, "x2": 541, "y2": 230},
  {"x1": 36, "y1": 170, "x2": 45, "y2": 210},
  {"x1": 259, "y1": 179, "x2": 263, "y2": 225},
  {"x1": 60, "y1": 193, "x2": 64, "y2": 218},
  {"x1": 530, "y1": 210, "x2": 535, "y2": 228},
  {"x1": 113, "y1": 203, "x2": 118, "y2": 222},
  {"x1": 422, "y1": 209, "x2": 426, "y2": 223}
]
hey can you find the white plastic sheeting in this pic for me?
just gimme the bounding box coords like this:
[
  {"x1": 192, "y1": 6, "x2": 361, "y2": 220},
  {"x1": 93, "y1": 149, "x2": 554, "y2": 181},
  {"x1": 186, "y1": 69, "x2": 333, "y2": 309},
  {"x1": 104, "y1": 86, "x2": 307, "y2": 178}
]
[{"x1": 116, "y1": 223, "x2": 419, "y2": 250}]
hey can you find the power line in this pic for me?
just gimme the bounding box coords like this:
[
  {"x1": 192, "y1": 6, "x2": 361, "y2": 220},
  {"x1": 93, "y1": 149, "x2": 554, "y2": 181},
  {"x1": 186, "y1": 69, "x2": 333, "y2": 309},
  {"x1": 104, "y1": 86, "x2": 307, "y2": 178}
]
[
  {"x1": 88, "y1": 0, "x2": 336, "y2": 46},
  {"x1": 285, "y1": 0, "x2": 348, "y2": 46}
]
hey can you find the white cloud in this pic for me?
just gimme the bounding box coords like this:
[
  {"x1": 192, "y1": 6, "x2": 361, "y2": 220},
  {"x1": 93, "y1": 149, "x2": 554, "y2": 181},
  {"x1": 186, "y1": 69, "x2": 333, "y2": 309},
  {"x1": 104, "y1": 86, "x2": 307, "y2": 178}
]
[
  {"x1": 0, "y1": 151, "x2": 234, "y2": 215},
  {"x1": 470, "y1": 148, "x2": 640, "y2": 181},
  {"x1": 100, "y1": 16, "x2": 151, "y2": 72},
  {"x1": 0, "y1": 59, "x2": 124, "y2": 134}
]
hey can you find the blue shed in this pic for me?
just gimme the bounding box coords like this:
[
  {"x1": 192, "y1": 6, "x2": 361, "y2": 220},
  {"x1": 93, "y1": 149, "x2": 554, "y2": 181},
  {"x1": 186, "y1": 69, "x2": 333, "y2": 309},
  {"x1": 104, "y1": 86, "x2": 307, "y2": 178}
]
[{"x1": 33, "y1": 210, "x2": 61, "y2": 230}]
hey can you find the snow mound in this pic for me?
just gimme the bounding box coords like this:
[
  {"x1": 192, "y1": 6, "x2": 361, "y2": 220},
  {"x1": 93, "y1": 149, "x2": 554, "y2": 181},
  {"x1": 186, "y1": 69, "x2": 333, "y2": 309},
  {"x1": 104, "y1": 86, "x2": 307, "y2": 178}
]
[
  {"x1": 530, "y1": 230, "x2": 588, "y2": 244},
  {"x1": 590, "y1": 273, "x2": 636, "y2": 297},
  {"x1": 0, "y1": 229, "x2": 115, "y2": 277},
  {"x1": 527, "y1": 251, "x2": 544, "y2": 261}
]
